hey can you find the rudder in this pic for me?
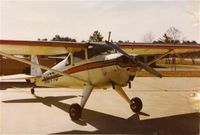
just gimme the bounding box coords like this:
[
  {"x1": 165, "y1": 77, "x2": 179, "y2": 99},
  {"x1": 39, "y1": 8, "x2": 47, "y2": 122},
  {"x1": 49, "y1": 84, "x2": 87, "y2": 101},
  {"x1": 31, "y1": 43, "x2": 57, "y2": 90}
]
[{"x1": 31, "y1": 55, "x2": 42, "y2": 77}]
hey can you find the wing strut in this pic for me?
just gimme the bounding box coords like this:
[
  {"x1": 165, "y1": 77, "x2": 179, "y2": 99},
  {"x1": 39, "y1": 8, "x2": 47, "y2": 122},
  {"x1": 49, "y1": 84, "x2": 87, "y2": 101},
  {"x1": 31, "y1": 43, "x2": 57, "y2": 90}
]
[{"x1": 147, "y1": 49, "x2": 173, "y2": 65}]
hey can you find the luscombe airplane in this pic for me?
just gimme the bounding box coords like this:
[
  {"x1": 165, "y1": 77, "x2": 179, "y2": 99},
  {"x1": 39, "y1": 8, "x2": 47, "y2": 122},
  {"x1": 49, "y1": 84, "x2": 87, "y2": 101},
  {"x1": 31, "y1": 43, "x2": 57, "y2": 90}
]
[{"x1": 0, "y1": 40, "x2": 200, "y2": 120}]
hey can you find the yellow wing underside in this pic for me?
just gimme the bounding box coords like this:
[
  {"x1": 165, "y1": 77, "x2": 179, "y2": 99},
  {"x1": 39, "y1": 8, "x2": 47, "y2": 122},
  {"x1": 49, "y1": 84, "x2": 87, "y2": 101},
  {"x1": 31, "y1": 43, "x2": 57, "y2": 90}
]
[
  {"x1": 119, "y1": 43, "x2": 200, "y2": 55},
  {"x1": 0, "y1": 40, "x2": 87, "y2": 55},
  {"x1": 1, "y1": 40, "x2": 200, "y2": 55}
]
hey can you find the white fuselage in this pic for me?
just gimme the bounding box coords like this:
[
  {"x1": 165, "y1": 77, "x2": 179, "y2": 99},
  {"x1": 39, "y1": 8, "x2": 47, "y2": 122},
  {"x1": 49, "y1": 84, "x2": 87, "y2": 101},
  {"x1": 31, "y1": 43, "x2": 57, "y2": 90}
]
[{"x1": 35, "y1": 45, "x2": 138, "y2": 89}]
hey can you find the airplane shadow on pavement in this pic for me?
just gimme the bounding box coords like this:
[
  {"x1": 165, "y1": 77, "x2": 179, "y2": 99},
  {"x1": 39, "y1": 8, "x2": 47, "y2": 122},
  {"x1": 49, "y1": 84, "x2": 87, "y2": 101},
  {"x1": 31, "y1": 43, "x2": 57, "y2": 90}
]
[
  {"x1": 0, "y1": 82, "x2": 33, "y2": 90},
  {"x1": 2, "y1": 95, "x2": 200, "y2": 135}
]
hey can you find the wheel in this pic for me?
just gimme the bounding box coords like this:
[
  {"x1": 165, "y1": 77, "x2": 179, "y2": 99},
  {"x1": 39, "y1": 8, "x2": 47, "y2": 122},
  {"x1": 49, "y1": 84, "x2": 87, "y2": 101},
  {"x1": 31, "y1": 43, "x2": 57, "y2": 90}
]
[
  {"x1": 31, "y1": 87, "x2": 35, "y2": 95},
  {"x1": 130, "y1": 97, "x2": 143, "y2": 113},
  {"x1": 69, "y1": 103, "x2": 82, "y2": 120}
]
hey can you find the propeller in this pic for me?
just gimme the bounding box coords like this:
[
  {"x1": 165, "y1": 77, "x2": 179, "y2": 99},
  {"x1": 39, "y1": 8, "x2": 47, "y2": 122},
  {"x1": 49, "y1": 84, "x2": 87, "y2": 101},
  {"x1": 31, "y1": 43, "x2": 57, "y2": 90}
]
[{"x1": 105, "y1": 41, "x2": 162, "y2": 78}]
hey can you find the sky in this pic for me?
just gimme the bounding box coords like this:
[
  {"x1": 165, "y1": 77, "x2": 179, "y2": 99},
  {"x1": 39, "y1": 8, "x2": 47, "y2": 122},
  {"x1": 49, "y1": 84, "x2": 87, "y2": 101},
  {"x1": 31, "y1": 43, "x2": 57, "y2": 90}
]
[{"x1": 0, "y1": 0, "x2": 200, "y2": 43}]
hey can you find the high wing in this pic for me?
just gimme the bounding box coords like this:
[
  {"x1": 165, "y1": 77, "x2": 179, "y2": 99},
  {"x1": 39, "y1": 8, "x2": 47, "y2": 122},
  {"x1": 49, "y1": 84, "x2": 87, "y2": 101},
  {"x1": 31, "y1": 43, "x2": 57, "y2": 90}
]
[
  {"x1": 118, "y1": 43, "x2": 200, "y2": 55},
  {"x1": 0, "y1": 40, "x2": 87, "y2": 55},
  {"x1": 1, "y1": 40, "x2": 200, "y2": 56}
]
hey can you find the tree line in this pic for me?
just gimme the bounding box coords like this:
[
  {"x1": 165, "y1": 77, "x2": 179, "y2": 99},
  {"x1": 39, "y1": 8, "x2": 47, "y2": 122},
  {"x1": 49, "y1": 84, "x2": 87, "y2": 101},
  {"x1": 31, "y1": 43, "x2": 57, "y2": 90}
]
[{"x1": 38, "y1": 27, "x2": 198, "y2": 44}]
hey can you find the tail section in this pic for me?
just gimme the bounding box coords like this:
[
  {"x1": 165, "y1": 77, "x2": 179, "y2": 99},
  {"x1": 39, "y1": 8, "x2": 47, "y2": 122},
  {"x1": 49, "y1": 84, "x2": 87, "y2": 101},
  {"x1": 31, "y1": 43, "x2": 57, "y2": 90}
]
[{"x1": 31, "y1": 55, "x2": 42, "y2": 77}]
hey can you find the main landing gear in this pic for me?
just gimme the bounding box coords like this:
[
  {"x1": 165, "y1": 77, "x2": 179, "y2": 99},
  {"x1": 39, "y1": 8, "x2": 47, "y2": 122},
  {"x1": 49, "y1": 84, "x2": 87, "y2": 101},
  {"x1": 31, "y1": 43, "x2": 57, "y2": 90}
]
[
  {"x1": 69, "y1": 84, "x2": 142, "y2": 120},
  {"x1": 114, "y1": 85, "x2": 143, "y2": 113},
  {"x1": 69, "y1": 85, "x2": 93, "y2": 120}
]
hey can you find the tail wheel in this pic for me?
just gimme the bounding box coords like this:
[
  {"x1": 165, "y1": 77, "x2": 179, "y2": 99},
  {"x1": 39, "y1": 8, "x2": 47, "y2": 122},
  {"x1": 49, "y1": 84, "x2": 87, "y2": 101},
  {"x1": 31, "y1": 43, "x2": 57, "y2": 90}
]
[
  {"x1": 130, "y1": 97, "x2": 143, "y2": 113},
  {"x1": 31, "y1": 87, "x2": 35, "y2": 95},
  {"x1": 69, "y1": 103, "x2": 82, "y2": 120}
]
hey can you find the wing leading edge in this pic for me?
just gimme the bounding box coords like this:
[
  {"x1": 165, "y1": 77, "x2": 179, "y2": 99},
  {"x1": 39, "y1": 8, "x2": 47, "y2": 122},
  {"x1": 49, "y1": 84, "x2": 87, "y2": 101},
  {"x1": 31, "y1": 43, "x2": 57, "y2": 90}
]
[
  {"x1": 0, "y1": 40, "x2": 87, "y2": 55},
  {"x1": 118, "y1": 43, "x2": 200, "y2": 55},
  {"x1": 1, "y1": 40, "x2": 200, "y2": 55}
]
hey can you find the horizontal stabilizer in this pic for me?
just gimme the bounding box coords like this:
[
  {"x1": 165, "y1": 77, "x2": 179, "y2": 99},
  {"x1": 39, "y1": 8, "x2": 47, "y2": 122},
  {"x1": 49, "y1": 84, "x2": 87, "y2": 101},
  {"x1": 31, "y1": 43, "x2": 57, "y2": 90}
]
[{"x1": 0, "y1": 74, "x2": 39, "y2": 81}]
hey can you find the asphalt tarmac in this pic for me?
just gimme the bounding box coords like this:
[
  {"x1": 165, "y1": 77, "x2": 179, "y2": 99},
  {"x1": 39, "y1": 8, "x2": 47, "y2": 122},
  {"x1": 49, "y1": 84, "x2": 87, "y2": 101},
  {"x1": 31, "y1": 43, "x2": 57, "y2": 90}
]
[{"x1": 0, "y1": 77, "x2": 200, "y2": 135}]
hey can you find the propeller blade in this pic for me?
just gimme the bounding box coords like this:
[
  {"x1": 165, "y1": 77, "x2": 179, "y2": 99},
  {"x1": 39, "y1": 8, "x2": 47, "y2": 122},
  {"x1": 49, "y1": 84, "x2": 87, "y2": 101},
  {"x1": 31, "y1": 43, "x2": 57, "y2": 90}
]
[
  {"x1": 105, "y1": 41, "x2": 162, "y2": 78},
  {"x1": 134, "y1": 58, "x2": 162, "y2": 77}
]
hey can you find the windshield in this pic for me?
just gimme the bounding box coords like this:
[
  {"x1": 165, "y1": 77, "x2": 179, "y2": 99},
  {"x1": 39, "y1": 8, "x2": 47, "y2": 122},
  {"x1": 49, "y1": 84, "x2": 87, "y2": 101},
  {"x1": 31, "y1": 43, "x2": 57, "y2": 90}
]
[{"x1": 88, "y1": 43, "x2": 115, "y2": 59}]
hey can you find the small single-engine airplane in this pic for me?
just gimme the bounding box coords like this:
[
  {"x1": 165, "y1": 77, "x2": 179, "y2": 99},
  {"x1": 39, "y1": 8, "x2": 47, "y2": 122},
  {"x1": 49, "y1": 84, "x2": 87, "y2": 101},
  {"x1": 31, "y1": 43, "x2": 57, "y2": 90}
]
[{"x1": 0, "y1": 39, "x2": 200, "y2": 120}]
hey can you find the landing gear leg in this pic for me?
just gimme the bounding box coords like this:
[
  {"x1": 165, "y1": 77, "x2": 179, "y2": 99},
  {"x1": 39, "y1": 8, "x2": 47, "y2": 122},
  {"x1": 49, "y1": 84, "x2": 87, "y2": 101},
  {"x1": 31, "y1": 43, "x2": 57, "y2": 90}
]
[
  {"x1": 69, "y1": 85, "x2": 93, "y2": 120},
  {"x1": 114, "y1": 85, "x2": 143, "y2": 113},
  {"x1": 31, "y1": 85, "x2": 35, "y2": 95}
]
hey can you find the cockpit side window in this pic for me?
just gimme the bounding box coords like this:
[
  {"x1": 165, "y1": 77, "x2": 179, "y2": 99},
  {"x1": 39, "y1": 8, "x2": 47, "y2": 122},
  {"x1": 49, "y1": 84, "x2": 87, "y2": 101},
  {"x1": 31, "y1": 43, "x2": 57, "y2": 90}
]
[
  {"x1": 73, "y1": 49, "x2": 85, "y2": 62},
  {"x1": 74, "y1": 50, "x2": 85, "y2": 59}
]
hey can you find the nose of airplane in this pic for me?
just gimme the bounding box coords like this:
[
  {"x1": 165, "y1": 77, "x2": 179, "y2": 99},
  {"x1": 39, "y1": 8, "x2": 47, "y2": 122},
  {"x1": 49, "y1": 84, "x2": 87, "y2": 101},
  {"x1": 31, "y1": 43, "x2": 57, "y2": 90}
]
[
  {"x1": 126, "y1": 66, "x2": 140, "y2": 76},
  {"x1": 127, "y1": 67, "x2": 139, "y2": 72}
]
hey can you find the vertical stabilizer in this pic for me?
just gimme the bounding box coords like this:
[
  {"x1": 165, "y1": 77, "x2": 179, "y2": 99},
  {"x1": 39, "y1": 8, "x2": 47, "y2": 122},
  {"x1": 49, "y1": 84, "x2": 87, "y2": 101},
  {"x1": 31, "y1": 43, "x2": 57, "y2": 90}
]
[{"x1": 31, "y1": 55, "x2": 42, "y2": 76}]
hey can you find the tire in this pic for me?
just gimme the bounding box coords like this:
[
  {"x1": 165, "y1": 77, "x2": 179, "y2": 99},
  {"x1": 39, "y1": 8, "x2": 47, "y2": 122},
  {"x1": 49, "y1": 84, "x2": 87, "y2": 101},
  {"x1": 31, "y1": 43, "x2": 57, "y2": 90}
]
[
  {"x1": 130, "y1": 97, "x2": 143, "y2": 113},
  {"x1": 31, "y1": 88, "x2": 35, "y2": 95},
  {"x1": 69, "y1": 103, "x2": 82, "y2": 120}
]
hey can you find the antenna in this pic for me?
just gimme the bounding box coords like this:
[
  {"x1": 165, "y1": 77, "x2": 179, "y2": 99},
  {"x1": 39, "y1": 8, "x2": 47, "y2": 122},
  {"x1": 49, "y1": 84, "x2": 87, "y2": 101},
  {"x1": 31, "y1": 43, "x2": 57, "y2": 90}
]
[{"x1": 108, "y1": 31, "x2": 111, "y2": 42}]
